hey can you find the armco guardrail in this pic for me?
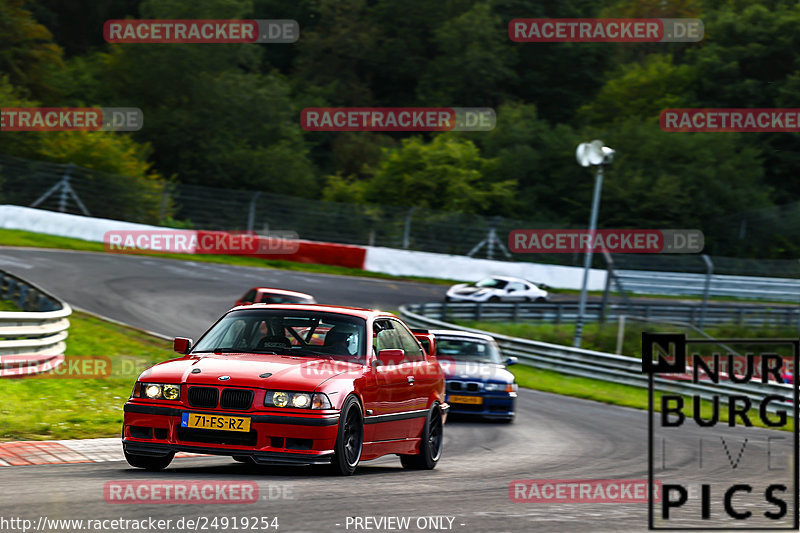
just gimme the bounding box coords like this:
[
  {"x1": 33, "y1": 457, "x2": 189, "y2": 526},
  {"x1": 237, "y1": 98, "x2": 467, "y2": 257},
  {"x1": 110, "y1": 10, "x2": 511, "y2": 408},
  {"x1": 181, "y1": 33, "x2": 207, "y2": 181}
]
[
  {"x1": 420, "y1": 301, "x2": 800, "y2": 328},
  {"x1": 0, "y1": 270, "x2": 70, "y2": 377},
  {"x1": 616, "y1": 269, "x2": 800, "y2": 302},
  {"x1": 399, "y1": 304, "x2": 795, "y2": 414}
]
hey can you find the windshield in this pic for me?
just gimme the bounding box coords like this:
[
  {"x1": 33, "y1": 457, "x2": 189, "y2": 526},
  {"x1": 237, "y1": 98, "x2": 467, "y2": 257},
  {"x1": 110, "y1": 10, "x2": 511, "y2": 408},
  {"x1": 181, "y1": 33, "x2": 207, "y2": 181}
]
[
  {"x1": 435, "y1": 337, "x2": 502, "y2": 364},
  {"x1": 258, "y1": 294, "x2": 313, "y2": 304},
  {"x1": 192, "y1": 309, "x2": 366, "y2": 363},
  {"x1": 474, "y1": 278, "x2": 507, "y2": 289}
]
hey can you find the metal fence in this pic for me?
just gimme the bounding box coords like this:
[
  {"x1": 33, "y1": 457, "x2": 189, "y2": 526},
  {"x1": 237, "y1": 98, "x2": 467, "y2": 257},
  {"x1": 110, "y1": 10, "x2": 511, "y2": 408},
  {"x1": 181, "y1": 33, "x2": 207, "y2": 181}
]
[
  {"x1": 0, "y1": 270, "x2": 71, "y2": 377},
  {"x1": 411, "y1": 301, "x2": 800, "y2": 329},
  {"x1": 399, "y1": 305, "x2": 795, "y2": 413},
  {"x1": 6, "y1": 152, "x2": 800, "y2": 275},
  {"x1": 614, "y1": 269, "x2": 800, "y2": 302}
]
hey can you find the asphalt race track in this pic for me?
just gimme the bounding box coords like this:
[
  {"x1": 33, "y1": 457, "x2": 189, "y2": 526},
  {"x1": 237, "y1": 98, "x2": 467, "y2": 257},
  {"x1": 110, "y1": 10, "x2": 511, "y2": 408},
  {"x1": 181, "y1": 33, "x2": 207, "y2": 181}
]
[
  {"x1": 0, "y1": 247, "x2": 795, "y2": 532},
  {"x1": 0, "y1": 248, "x2": 447, "y2": 339}
]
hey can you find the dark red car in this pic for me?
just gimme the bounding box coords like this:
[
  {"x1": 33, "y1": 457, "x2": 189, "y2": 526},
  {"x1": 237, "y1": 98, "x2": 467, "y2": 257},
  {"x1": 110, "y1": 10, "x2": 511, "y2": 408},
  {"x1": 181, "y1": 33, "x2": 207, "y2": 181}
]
[
  {"x1": 122, "y1": 304, "x2": 447, "y2": 475},
  {"x1": 235, "y1": 287, "x2": 316, "y2": 306}
]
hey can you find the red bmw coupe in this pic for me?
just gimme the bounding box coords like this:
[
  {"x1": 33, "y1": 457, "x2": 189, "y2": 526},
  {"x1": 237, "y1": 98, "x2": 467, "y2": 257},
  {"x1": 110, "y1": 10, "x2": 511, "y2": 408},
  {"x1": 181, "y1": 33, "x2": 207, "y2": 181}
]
[{"x1": 122, "y1": 304, "x2": 447, "y2": 475}]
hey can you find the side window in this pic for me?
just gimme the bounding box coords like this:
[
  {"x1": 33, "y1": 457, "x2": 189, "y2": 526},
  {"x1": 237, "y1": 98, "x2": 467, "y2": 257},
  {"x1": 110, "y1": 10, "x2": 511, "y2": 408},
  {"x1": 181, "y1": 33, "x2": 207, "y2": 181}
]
[
  {"x1": 242, "y1": 289, "x2": 256, "y2": 303},
  {"x1": 391, "y1": 320, "x2": 425, "y2": 362},
  {"x1": 507, "y1": 282, "x2": 525, "y2": 292},
  {"x1": 373, "y1": 320, "x2": 402, "y2": 353}
]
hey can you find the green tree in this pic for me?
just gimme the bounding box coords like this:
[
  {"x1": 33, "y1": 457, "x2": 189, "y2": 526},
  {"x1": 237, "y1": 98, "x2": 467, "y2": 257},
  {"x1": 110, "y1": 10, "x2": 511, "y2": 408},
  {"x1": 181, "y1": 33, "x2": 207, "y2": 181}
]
[
  {"x1": 597, "y1": 118, "x2": 770, "y2": 229},
  {"x1": 0, "y1": 0, "x2": 64, "y2": 99},
  {"x1": 416, "y1": 2, "x2": 517, "y2": 106},
  {"x1": 324, "y1": 134, "x2": 516, "y2": 214},
  {"x1": 578, "y1": 54, "x2": 694, "y2": 126}
]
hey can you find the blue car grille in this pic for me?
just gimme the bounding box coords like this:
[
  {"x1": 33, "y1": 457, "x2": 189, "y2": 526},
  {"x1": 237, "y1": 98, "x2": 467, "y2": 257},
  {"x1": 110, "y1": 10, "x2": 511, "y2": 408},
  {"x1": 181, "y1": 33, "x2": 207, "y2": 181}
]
[{"x1": 447, "y1": 381, "x2": 482, "y2": 392}]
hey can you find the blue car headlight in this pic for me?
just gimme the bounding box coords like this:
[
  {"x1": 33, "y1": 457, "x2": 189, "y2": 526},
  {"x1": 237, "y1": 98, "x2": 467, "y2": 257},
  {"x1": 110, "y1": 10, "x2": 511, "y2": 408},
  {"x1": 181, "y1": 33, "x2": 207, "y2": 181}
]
[{"x1": 484, "y1": 382, "x2": 517, "y2": 393}]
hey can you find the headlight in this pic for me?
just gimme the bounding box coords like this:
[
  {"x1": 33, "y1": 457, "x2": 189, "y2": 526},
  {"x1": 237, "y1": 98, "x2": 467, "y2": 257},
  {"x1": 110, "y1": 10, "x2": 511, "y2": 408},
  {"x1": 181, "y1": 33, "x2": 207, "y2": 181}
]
[
  {"x1": 133, "y1": 382, "x2": 181, "y2": 400},
  {"x1": 292, "y1": 393, "x2": 311, "y2": 408},
  {"x1": 265, "y1": 391, "x2": 332, "y2": 409},
  {"x1": 484, "y1": 382, "x2": 517, "y2": 393}
]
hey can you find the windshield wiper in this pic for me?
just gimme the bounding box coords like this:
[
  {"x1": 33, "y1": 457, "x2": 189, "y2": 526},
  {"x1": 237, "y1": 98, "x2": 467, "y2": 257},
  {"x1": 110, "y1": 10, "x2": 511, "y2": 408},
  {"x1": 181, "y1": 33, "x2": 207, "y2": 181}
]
[{"x1": 288, "y1": 348, "x2": 333, "y2": 359}]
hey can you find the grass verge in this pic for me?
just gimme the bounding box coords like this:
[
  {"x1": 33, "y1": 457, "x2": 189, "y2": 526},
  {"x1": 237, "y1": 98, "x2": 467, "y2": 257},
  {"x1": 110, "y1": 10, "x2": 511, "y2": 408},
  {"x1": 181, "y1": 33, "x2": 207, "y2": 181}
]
[{"x1": 0, "y1": 310, "x2": 171, "y2": 441}]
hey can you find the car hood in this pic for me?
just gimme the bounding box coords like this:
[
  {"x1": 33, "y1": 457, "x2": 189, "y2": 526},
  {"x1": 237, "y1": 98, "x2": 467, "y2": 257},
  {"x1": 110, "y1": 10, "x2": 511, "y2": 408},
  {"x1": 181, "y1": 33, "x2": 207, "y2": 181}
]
[
  {"x1": 138, "y1": 353, "x2": 360, "y2": 390},
  {"x1": 439, "y1": 361, "x2": 514, "y2": 383}
]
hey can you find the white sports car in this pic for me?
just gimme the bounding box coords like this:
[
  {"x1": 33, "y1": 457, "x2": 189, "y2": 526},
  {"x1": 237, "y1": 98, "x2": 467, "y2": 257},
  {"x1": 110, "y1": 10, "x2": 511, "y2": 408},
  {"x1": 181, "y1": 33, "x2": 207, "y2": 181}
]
[{"x1": 445, "y1": 276, "x2": 549, "y2": 303}]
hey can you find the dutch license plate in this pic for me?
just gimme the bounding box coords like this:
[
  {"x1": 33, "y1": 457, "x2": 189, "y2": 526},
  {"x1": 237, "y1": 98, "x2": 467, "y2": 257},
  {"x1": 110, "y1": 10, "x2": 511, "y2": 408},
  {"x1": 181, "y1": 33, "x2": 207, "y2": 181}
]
[
  {"x1": 181, "y1": 412, "x2": 251, "y2": 432},
  {"x1": 448, "y1": 395, "x2": 483, "y2": 405}
]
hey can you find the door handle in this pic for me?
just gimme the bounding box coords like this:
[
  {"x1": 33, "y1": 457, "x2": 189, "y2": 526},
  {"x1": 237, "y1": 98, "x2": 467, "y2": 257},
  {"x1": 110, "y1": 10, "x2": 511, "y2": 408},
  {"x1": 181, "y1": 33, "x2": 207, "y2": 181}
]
[{"x1": 407, "y1": 376, "x2": 415, "y2": 385}]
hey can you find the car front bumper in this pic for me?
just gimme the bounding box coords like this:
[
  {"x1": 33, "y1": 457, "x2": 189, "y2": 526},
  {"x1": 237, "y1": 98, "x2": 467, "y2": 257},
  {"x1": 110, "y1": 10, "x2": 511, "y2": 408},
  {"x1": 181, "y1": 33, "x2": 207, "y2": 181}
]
[
  {"x1": 122, "y1": 402, "x2": 340, "y2": 466},
  {"x1": 444, "y1": 393, "x2": 515, "y2": 418}
]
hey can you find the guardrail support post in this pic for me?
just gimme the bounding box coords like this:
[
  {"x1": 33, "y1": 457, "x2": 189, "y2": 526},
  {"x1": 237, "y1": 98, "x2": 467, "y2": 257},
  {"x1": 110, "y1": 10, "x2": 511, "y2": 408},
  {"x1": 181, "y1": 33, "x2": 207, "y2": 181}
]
[
  {"x1": 615, "y1": 315, "x2": 626, "y2": 354},
  {"x1": 475, "y1": 303, "x2": 482, "y2": 321},
  {"x1": 600, "y1": 269, "x2": 611, "y2": 323},
  {"x1": 440, "y1": 301, "x2": 447, "y2": 320},
  {"x1": 555, "y1": 303, "x2": 562, "y2": 325},
  {"x1": 17, "y1": 285, "x2": 29, "y2": 309},
  {"x1": 6, "y1": 279, "x2": 16, "y2": 300},
  {"x1": 247, "y1": 192, "x2": 262, "y2": 233},
  {"x1": 513, "y1": 302, "x2": 520, "y2": 322},
  {"x1": 698, "y1": 254, "x2": 713, "y2": 328},
  {"x1": 402, "y1": 207, "x2": 416, "y2": 249}
]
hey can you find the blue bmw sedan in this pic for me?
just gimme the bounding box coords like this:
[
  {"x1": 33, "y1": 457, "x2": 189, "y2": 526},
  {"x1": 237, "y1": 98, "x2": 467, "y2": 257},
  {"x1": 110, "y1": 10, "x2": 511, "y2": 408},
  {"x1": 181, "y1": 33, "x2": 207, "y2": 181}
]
[{"x1": 430, "y1": 329, "x2": 518, "y2": 422}]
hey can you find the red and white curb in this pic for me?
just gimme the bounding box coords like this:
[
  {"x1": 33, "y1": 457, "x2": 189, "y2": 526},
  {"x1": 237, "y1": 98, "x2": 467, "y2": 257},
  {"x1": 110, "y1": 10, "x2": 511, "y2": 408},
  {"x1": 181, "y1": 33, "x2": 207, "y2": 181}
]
[{"x1": 0, "y1": 438, "x2": 204, "y2": 466}]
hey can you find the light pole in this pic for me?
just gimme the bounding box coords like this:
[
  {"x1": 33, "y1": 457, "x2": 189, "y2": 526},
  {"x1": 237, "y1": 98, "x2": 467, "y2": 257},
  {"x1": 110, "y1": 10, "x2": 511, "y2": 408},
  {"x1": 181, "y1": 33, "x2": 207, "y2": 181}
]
[{"x1": 573, "y1": 141, "x2": 615, "y2": 348}]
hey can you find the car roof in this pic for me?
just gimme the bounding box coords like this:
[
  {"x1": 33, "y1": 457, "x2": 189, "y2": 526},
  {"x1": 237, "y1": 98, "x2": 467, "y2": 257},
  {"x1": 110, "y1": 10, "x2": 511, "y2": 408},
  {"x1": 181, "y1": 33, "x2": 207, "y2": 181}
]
[
  {"x1": 430, "y1": 329, "x2": 497, "y2": 342},
  {"x1": 248, "y1": 287, "x2": 315, "y2": 299},
  {"x1": 479, "y1": 276, "x2": 544, "y2": 286},
  {"x1": 229, "y1": 303, "x2": 393, "y2": 320},
  {"x1": 481, "y1": 276, "x2": 528, "y2": 283}
]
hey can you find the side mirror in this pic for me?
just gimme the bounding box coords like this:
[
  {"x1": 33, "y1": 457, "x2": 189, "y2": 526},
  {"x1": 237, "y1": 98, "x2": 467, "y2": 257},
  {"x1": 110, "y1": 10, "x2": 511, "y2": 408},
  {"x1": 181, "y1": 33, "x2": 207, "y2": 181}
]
[
  {"x1": 505, "y1": 356, "x2": 518, "y2": 366},
  {"x1": 377, "y1": 349, "x2": 405, "y2": 366},
  {"x1": 413, "y1": 332, "x2": 436, "y2": 357},
  {"x1": 174, "y1": 337, "x2": 193, "y2": 354}
]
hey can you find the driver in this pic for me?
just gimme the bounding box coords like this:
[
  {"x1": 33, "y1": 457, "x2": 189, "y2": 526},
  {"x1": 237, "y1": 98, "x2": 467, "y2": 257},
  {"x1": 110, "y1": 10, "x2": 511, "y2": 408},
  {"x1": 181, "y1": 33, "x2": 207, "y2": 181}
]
[{"x1": 324, "y1": 325, "x2": 359, "y2": 357}]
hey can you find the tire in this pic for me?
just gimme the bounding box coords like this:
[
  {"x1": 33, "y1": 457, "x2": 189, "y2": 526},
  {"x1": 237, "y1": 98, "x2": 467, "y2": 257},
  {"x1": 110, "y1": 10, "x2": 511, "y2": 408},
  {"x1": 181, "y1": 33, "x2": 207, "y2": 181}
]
[
  {"x1": 233, "y1": 455, "x2": 255, "y2": 464},
  {"x1": 400, "y1": 402, "x2": 443, "y2": 470},
  {"x1": 535, "y1": 297, "x2": 547, "y2": 303},
  {"x1": 330, "y1": 395, "x2": 363, "y2": 476},
  {"x1": 125, "y1": 451, "x2": 174, "y2": 471},
  {"x1": 488, "y1": 296, "x2": 501, "y2": 303}
]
